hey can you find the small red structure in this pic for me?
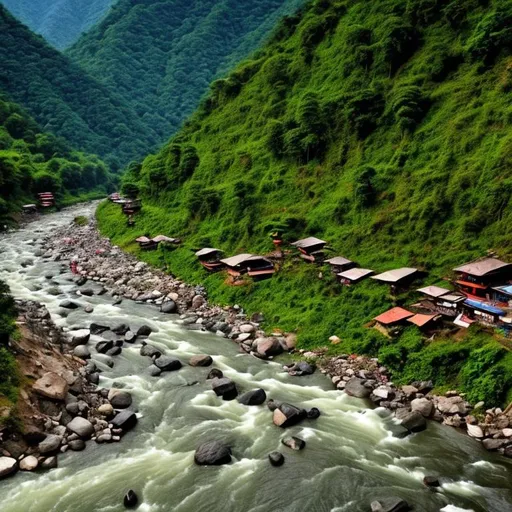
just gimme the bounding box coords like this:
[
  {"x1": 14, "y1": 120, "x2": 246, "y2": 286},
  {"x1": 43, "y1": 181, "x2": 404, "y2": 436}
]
[
  {"x1": 38, "y1": 192, "x2": 55, "y2": 208},
  {"x1": 373, "y1": 307, "x2": 414, "y2": 336}
]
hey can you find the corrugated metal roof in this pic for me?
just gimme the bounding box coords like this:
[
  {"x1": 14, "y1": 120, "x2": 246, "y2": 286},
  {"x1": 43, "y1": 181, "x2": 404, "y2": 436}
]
[
  {"x1": 493, "y1": 285, "x2": 512, "y2": 296},
  {"x1": 152, "y1": 235, "x2": 176, "y2": 243},
  {"x1": 220, "y1": 254, "x2": 254, "y2": 267},
  {"x1": 440, "y1": 294, "x2": 466, "y2": 303},
  {"x1": 454, "y1": 258, "x2": 511, "y2": 277},
  {"x1": 325, "y1": 256, "x2": 352, "y2": 266},
  {"x1": 464, "y1": 299, "x2": 505, "y2": 316},
  {"x1": 371, "y1": 267, "x2": 418, "y2": 283},
  {"x1": 417, "y1": 285, "x2": 451, "y2": 298},
  {"x1": 291, "y1": 237, "x2": 327, "y2": 248},
  {"x1": 407, "y1": 313, "x2": 438, "y2": 327},
  {"x1": 338, "y1": 268, "x2": 374, "y2": 281},
  {"x1": 195, "y1": 248, "x2": 223, "y2": 257},
  {"x1": 135, "y1": 236, "x2": 151, "y2": 243},
  {"x1": 374, "y1": 307, "x2": 414, "y2": 325}
]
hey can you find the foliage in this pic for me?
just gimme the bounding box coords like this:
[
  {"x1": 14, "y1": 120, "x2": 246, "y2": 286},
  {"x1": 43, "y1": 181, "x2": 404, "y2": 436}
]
[{"x1": 0, "y1": 281, "x2": 19, "y2": 408}]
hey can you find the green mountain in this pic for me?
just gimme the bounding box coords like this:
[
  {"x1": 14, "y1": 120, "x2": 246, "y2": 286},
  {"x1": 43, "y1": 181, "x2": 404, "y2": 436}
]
[
  {"x1": 0, "y1": 93, "x2": 114, "y2": 226},
  {"x1": 0, "y1": 5, "x2": 160, "y2": 169},
  {"x1": 67, "y1": 0, "x2": 306, "y2": 143},
  {"x1": 98, "y1": 0, "x2": 512, "y2": 405},
  {"x1": 0, "y1": 0, "x2": 114, "y2": 49}
]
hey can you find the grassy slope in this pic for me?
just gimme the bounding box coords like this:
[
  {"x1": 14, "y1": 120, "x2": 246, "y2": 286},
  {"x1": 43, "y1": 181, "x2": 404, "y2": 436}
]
[{"x1": 97, "y1": 0, "x2": 512, "y2": 406}]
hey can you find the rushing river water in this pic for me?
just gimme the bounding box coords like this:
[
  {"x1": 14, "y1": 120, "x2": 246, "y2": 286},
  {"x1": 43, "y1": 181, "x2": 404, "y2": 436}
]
[{"x1": 0, "y1": 204, "x2": 511, "y2": 512}]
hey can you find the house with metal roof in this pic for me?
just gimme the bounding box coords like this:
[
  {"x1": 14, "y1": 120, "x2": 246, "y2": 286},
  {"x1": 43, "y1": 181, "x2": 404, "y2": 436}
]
[
  {"x1": 338, "y1": 268, "x2": 374, "y2": 285},
  {"x1": 373, "y1": 307, "x2": 414, "y2": 336},
  {"x1": 463, "y1": 299, "x2": 506, "y2": 326},
  {"x1": 196, "y1": 248, "x2": 224, "y2": 272},
  {"x1": 220, "y1": 254, "x2": 275, "y2": 280},
  {"x1": 324, "y1": 256, "x2": 355, "y2": 273},
  {"x1": 291, "y1": 237, "x2": 327, "y2": 263},
  {"x1": 416, "y1": 285, "x2": 465, "y2": 317},
  {"x1": 407, "y1": 313, "x2": 441, "y2": 330}
]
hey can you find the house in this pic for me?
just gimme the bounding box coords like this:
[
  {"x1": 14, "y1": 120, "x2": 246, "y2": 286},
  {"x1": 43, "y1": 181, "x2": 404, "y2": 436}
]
[
  {"x1": 135, "y1": 236, "x2": 158, "y2": 251},
  {"x1": 324, "y1": 256, "x2": 355, "y2": 274},
  {"x1": 371, "y1": 267, "x2": 420, "y2": 292},
  {"x1": 492, "y1": 285, "x2": 512, "y2": 308},
  {"x1": 416, "y1": 286, "x2": 465, "y2": 317},
  {"x1": 38, "y1": 192, "x2": 55, "y2": 207},
  {"x1": 291, "y1": 237, "x2": 327, "y2": 263},
  {"x1": 220, "y1": 254, "x2": 275, "y2": 280},
  {"x1": 109, "y1": 192, "x2": 121, "y2": 202},
  {"x1": 338, "y1": 268, "x2": 374, "y2": 285},
  {"x1": 22, "y1": 204, "x2": 37, "y2": 214},
  {"x1": 463, "y1": 299, "x2": 506, "y2": 326},
  {"x1": 373, "y1": 307, "x2": 414, "y2": 336},
  {"x1": 196, "y1": 248, "x2": 225, "y2": 272},
  {"x1": 152, "y1": 235, "x2": 180, "y2": 245},
  {"x1": 453, "y1": 258, "x2": 512, "y2": 300},
  {"x1": 407, "y1": 313, "x2": 441, "y2": 331},
  {"x1": 122, "y1": 199, "x2": 142, "y2": 215}
]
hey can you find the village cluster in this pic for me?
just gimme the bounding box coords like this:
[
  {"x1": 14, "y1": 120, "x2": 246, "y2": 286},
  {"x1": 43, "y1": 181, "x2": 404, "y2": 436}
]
[{"x1": 110, "y1": 193, "x2": 512, "y2": 339}]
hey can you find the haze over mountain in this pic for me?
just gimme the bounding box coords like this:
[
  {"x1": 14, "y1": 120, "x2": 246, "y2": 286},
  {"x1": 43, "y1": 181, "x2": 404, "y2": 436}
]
[
  {"x1": 0, "y1": 0, "x2": 114, "y2": 49},
  {"x1": 67, "y1": 0, "x2": 306, "y2": 142}
]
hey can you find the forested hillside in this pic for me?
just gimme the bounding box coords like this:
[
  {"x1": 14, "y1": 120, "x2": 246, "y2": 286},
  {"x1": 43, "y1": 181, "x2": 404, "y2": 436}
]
[
  {"x1": 68, "y1": 0, "x2": 305, "y2": 142},
  {"x1": 99, "y1": 0, "x2": 512, "y2": 405},
  {"x1": 0, "y1": 6, "x2": 160, "y2": 169},
  {"x1": 0, "y1": 0, "x2": 114, "y2": 49},
  {"x1": 0, "y1": 94, "x2": 113, "y2": 226}
]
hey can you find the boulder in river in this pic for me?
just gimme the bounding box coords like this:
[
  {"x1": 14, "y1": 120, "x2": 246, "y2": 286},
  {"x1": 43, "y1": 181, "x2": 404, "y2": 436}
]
[
  {"x1": 268, "y1": 452, "x2": 285, "y2": 467},
  {"x1": 136, "y1": 325, "x2": 152, "y2": 336},
  {"x1": 194, "y1": 441, "x2": 232, "y2": 465},
  {"x1": 59, "y1": 300, "x2": 80, "y2": 309},
  {"x1": 410, "y1": 398, "x2": 433, "y2": 418},
  {"x1": 38, "y1": 434, "x2": 62, "y2": 454},
  {"x1": 344, "y1": 378, "x2": 372, "y2": 399},
  {"x1": 273, "y1": 403, "x2": 307, "y2": 428},
  {"x1": 19, "y1": 456, "x2": 38, "y2": 471},
  {"x1": 161, "y1": 301, "x2": 177, "y2": 314},
  {"x1": 80, "y1": 288, "x2": 94, "y2": 297},
  {"x1": 399, "y1": 410, "x2": 427, "y2": 434},
  {"x1": 32, "y1": 372, "x2": 69, "y2": 401},
  {"x1": 211, "y1": 377, "x2": 238, "y2": 400},
  {"x1": 307, "y1": 407, "x2": 321, "y2": 419},
  {"x1": 124, "y1": 331, "x2": 137, "y2": 343},
  {"x1": 112, "y1": 323, "x2": 130, "y2": 335},
  {"x1": 285, "y1": 361, "x2": 316, "y2": 376},
  {"x1": 41, "y1": 456, "x2": 58, "y2": 470},
  {"x1": 207, "y1": 369, "x2": 223, "y2": 380},
  {"x1": 124, "y1": 490, "x2": 138, "y2": 509},
  {"x1": 423, "y1": 476, "x2": 440, "y2": 487},
  {"x1": 238, "y1": 389, "x2": 267, "y2": 406},
  {"x1": 106, "y1": 346, "x2": 122, "y2": 357},
  {"x1": 68, "y1": 439, "x2": 86, "y2": 451},
  {"x1": 370, "y1": 497, "x2": 411, "y2": 512},
  {"x1": 111, "y1": 410, "x2": 138, "y2": 431},
  {"x1": 73, "y1": 345, "x2": 91, "y2": 359},
  {"x1": 96, "y1": 340, "x2": 114, "y2": 354},
  {"x1": 148, "y1": 365, "x2": 162, "y2": 377},
  {"x1": 281, "y1": 436, "x2": 306, "y2": 451},
  {"x1": 255, "y1": 337, "x2": 283, "y2": 358},
  {"x1": 0, "y1": 457, "x2": 18, "y2": 479},
  {"x1": 155, "y1": 356, "x2": 182, "y2": 372},
  {"x1": 140, "y1": 343, "x2": 161, "y2": 358},
  {"x1": 189, "y1": 355, "x2": 213, "y2": 367},
  {"x1": 67, "y1": 417, "x2": 94, "y2": 438},
  {"x1": 90, "y1": 323, "x2": 110, "y2": 335},
  {"x1": 108, "y1": 389, "x2": 133, "y2": 409}
]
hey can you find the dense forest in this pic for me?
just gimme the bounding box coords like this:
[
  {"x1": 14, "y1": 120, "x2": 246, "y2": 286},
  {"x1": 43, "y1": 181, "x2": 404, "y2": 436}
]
[
  {"x1": 0, "y1": 0, "x2": 114, "y2": 49},
  {"x1": 0, "y1": 94, "x2": 114, "y2": 226},
  {"x1": 98, "y1": 0, "x2": 512, "y2": 405},
  {"x1": 0, "y1": 5, "x2": 160, "y2": 169},
  {"x1": 67, "y1": 0, "x2": 305, "y2": 143}
]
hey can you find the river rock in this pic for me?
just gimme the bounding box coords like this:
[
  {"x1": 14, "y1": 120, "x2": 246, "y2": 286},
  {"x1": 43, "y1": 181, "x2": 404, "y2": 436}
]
[
  {"x1": 88, "y1": 373, "x2": 100, "y2": 384},
  {"x1": 148, "y1": 365, "x2": 162, "y2": 377},
  {"x1": 371, "y1": 497, "x2": 411, "y2": 512},
  {"x1": 399, "y1": 411, "x2": 427, "y2": 434},
  {"x1": 155, "y1": 356, "x2": 182, "y2": 371},
  {"x1": 207, "y1": 369, "x2": 223, "y2": 380},
  {"x1": 98, "y1": 403, "x2": 114, "y2": 416},
  {"x1": 0, "y1": 457, "x2": 17, "y2": 479},
  {"x1": 268, "y1": 452, "x2": 285, "y2": 467},
  {"x1": 307, "y1": 407, "x2": 321, "y2": 419},
  {"x1": 124, "y1": 331, "x2": 137, "y2": 343},
  {"x1": 239, "y1": 324, "x2": 255, "y2": 334},
  {"x1": 256, "y1": 337, "x2": 283, "y2": 358},
  {"x1": 281, "y1": 436, "x2": 306, "y2": 451},
  {"x1": 437, "y1": 396, "x2": 469, "y2": 415},
  {"x1": 344, "y1": 378, "x2": 371, "y2": 399},
  {"x1": 124, "y1": 490, "x2": 139, "y2": 509},
  {"x1": 211, "y1": 378, "x2": 238, "y2": 400},
  {"x1": 140, "y1": 344, "x2": 161, "y2": 358},
  {"x1": 106, "y1": 346, "x2": 122, "y2": 357},
  {"x1": 59, "y1": 300, "x2": 80, "y2": 309},
  {"x1": 161, "y1": 301, "x2": 177, "y2": 314},
  {"x1": 19, "y1": 455, "x2": 38, "y2": 471},
  {"x1": 96, "y1": 340, "x2": 114, "y2": 354},
  {"x1": 137, "y1": 325, "x2": 153, "y2": 336},
  {"x1": 189, "y1": 355, "x2": 213, "y2": 367},
  {"x1": 466, "y1": 423, "x2": 484, "y2": 438},
  {"x1": 273, "y1": 403, "x2": 307, "y2": 428},
  {"x1": 39, "y1": 434, "x2": 62, "y2": 454},
  {"x1": 67, "y1": 417, "x2": 94, "y2": 438},
  {"x1": 80, "y1": 288, "x2": 94, "y2": 296},
  {"x1": 423, "y1": 476, "x2": 440, "y2": 487},
  {"x1": 194, "y1": 441, "x2": 232, "y2": 465},
  {"x1": 73, "y1": 345, "x2": 91, "y2": 359},
  {"x1": 41, "y1": 456, "x2": 58, "y2": 470},
  {"x1": 238, "y1": 389, "x2": 267, "y2": 406},
  {"x1": 111, "y1": 410, "x2": 138, "y2": 431},
  {"x1": 112, "y1": 323, "x2": 129, "y2": 335},
  {"x1": 90, "y1": 323, "x2": 110, "y2": 335},
  {"x1": 33, "y1": 372, "x2": 69, "y2": 401},
  {"x1": 68, "y1": 439, "x2": 86, "y2": 451},
  {"x1": 108, "y1": 389, "x2": 133, "y2": 409},
  {"x1": 286, "y1": 361, "x2": 315, "y2": 376},
  {"x1": 411, "y1": 398, "x2": 433, "y2": 417},
  {"x1": 482, "y1": 438, "x2": 509, "y2": 451}
]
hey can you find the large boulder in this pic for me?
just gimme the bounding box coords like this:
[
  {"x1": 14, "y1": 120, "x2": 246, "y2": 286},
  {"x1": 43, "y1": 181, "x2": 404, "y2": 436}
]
[
  {"x1": 41, "y1": 456, "x2": 58, "y2": 470},
  {"x1": 124, "y1": 490, "x2": 139, "y2": 509},
  {"x1": 189, "y1": 355, "x2": 213, "y2": 367},
  {"x1": 238, "y1": 389, "x2": 267, "y2": 406},
  {"x1": 370, "y1": 497, "x2": 411, "y2": 512},
  {"x1": 59, "y1": 300, "x2": 80, "y2": 309},
  {"x1": 273, "y1": 403, "x2": 307, "y2": 428},
  {"x1": 67, "y1": 417, "x2": 94, "y2": 438},
  {"x1": 38, "y1": 434, "x2": 62, "y2": 454},
  {"x1": 161, "y1": 301, "x2": 177, "y2": 314},
  {"x1": 281, "y1": 436, "x2": 306, "y2": 451},
  {"x1": 124, "y1": 331, "x2": 137, "y2": 343},
  {"x1": 108, "y1": 389, "x2": 133, "y2": 409},
  {"x1": 68, "y1": 439, "x2": 86, "y2": 451},
  {"x1": 137, "y1": 325, "x2": 153, "y2": 336},
  {"x1": 268, "y1": 452, "x2": 285, "y2": 467},
  {"x1": 207, "y1": 369, "x2": 223, "y2": 380},
  {"x1": 112, "y1": 323, "x2": 130, "y2": 335},
  {"x1": 96, "y1": 340, "x2": 114, "y2": 354},
  {"x1": 73, "y1": 345, "x2": 91, "y2": 359},
  {"x1": 33, "y1": 372, "x2": 69, "y2": 401},
  {"x1": 194, "y1": 441, "x2": 231, "y2": 465},
  {"x1": 19, "y1": 455, "x2": 39, "y2": 472},
  {"x1": 344, "y1": 378, "x2": 372, "y2": 399},
  {"x1": 69, "y1": 329, "x2": 91, "y2": 346},
  {"x1": 399, "y1": 410, "x2": 427, "y2": 434},
  {"x1": 286, "y1": 361, "x2": 316, "y2": 376},
  {"x1": 436, "y1": 396, "x2": 469, "y2": 415},
  {"x1": 140, "y1": 344, "x2": 161, "y2": 358},
  {"x1": 0, "y1": 457, "x2": 17, "y2": 479},
  {"x1": 411, "y1": 398, "x2": 433, "y2": 418},
  {"x1": 154, "y1": 356, "x2": 182, "y2": 372},
  {"x1": 111, "y1": 410, "x2": 138, "y2": 431},
  {"x1": 255, "y1": 337, "x2": 283, "y2": 358},
  {"x1": 211, "y1": 378, "x2": 238, "y2": 400}
]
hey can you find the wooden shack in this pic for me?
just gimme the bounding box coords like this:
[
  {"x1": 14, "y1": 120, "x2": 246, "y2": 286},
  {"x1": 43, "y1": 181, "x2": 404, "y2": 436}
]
[
  {"x1": 122, "y1": 199, "x2": 142, "y2": 215},
  {"x1": 196, "y1": 248, "x2": 225, "y2": 272},
  {"x1": 407, "y1": 313, "x2": 441, "y2": 331},
  {"x1": 135, "y1": 236, "x2": 158, "y2": 251},
  {"x1": 38, "y1": 192, "x2": 55, "y2": 208},
  {"x1": 291, "y1": 237, "x2": 327, "y2": 263},
  {"x1": 22, "y1": 204, "x2": 37, "y2": 214},
  {"x1": 220, "y1": 254, "x2": 275, "y2": 280},
  {"x1": 371, "y1": 267, "x2": 420, "y2": 292},
  {"x1": 463, "y1": 299, "x2": 506, "y2": 326},
  {"x1": 453, "y1": 258, "x2": 512, "y2": 300},
  {"x1": 324, "y1": 256, "x2": 355, "y2": 274},
  {"x1": 338, "y1": 267, "x2": 374, "y2": 285},
  {"x1": 416, "y1": 285, "x2": 465, "y2": 317},
  {"x1": 373, "y1": 307, "x2": 414, "y2": 336}
]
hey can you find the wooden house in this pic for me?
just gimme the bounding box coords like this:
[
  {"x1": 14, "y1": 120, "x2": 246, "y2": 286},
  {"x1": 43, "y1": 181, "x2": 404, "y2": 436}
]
[
  {"x1": 122, "y1": 199, "x2": 142, "y2": 215},
  {"x1": 416, "y1": 286, "x2": 465, "y2": 317},
  {"x1": 196, "y1": 248, "x2": 225, "y2": 272},
  {"x1": 291, "y1": 237, "x2": 327, "y2": 263},
  {"x1": 463, "y1": 299, "x2": 506, "y2": 326},
  {"x1": 38, "y1": 192, "x2": 55, "y2": 208},
  {"x1": 453, "y1": 258, "x2": 512, "y2": 300},
  {"x1": 373, "y1": 307, "x2": 414, "y2": 336},
  {"x1": 407, "y1": 313, "x2": 441, "y2": 331},
  {"x1": 371, "y1": 267, "x2": 420, "y2": 292},
  {"x1": 220, "y1": 254, "x2": 275, "y2": 280},
  {"x1": 338, "y1": 268, "x2": 374, "y2": 285},
  {"x1": 324, "y1": 256, "x2": 355, "y2": 274},
  {"x1": 135, "y1": 236, "x2": 158, "y2": 251}
]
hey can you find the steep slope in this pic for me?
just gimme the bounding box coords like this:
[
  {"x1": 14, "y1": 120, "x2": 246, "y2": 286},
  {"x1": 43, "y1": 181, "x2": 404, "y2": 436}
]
[
  {"x1": 98, "y1": 0, "x2": 512, "y2": 405},
  {"x1": 0, "y1": 94, "x2": 113, "y2": 226},
  {"x1": 0, "y1": 0, "x2": 114, "y2": 49},
  {"x1": 0, "y1": 6, "x2": 160, "y2": 168},
  {"x1": 67, "y1": 0, "x2": 305, "y2": 142}
]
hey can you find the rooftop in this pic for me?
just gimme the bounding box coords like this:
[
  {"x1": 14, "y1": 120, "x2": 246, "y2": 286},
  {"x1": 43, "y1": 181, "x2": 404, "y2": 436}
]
[
  {"x1": 371, "y1": 267, "x2": 418, "y2": 284},
  {"x1": 291, "y1": 237, "x2": 327, "y2": 249},
  {"x1": 417, "y1": 285, "x2": 451, "y2": 298},
  {"x1": 325, "y1": 256, "x2": 352, "y2": 266},
  {"x1": 374, "y1": 307, "x2": 414, "y2": 325},
  {"x1": 454, "y1": 258, "x2": 511, "y2": 277},
  {"x1": 464, "y1": 299, "x2": 505, "y2": 316},
  {"x1": 152, "y1": 235, "x2": 177, "y2": 243},
  {"x1": 220, "y1": 253, "x2": 254, "y2": 267},
  {"x1": 407, "y1": 313, "x2": 438, "y2": 327},
  {"x1": 338, "y1": 268, "x2": 374, "y2": 281},
  {"x1": 135, "y1": 236, "x2": 151, "y2": 243},
  {"x1": 493, "y1": 284, "x2": 512, "y2": 296},
  {"x1": 195, "y1": 247, "x2": 223, "y2": 257}
]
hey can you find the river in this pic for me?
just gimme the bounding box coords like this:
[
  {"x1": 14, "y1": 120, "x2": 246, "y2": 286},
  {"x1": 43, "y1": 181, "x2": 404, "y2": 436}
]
[{"x1": 0, "y1": 204, "x2": 511, "y2": 512}]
